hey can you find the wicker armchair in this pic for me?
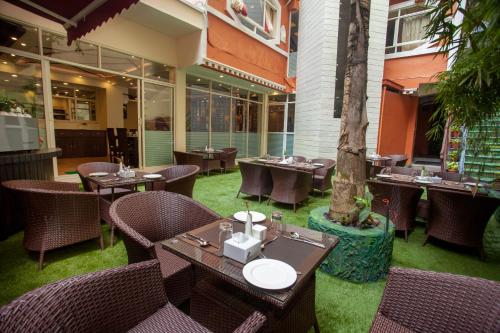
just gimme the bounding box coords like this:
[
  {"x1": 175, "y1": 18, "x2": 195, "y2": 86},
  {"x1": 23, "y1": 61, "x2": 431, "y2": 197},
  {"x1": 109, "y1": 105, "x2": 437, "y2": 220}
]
[
  {"x1": 150, "y1": 165, "x2": 200, "y2": 198},
  {"x1": 237, "y1": 161, "x2": 273, "y2": 203},
  {"x1": 220, "y1": 147, "x2": 238, "y2": 172},
  {"x1": 388, "y1": 166, "x2": 419, "y2": 176},
  {"x1": 370, "y1": 267, "x2": 500, "y2": 333},
  {"x1": 174, "y1": 151, "x2": 221, "y2": 176},
  {"x1": 385, "y1": 154, "x2": 408, "y2": 167},
  {"x1": 435, "y1": 171, "x2": 462, "y2": 182},
  {"x1": 0, "y1": 260, "x2": 266, "y2": 333},
  {"x1": 110, "y1": 191, "x2": 221, "y2": 306},
  {"x1": 311, "y1": 158, "x2": 336, "y2": 196},
  {"x1": 367, "y1": 180, "x2": 423, "y2": 241},
  {"x1": 1, "y1": 180, "x2": 103, "y2": 270},
  {"x1": 292, "y1": 155, "x2": 306, "y2": 163},
  {"x1": 268, "y1": 166, "x2": 312, "y2": 212},
  {"x1": 425, "y1": 188, "x2": 500, "y2": 258}
]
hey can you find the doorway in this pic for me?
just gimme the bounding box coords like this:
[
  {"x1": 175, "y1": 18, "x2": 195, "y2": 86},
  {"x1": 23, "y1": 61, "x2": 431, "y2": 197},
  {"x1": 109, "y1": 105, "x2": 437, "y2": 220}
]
[{"x1": 412, "y1": 95, "x2": 443, "y2": 165}]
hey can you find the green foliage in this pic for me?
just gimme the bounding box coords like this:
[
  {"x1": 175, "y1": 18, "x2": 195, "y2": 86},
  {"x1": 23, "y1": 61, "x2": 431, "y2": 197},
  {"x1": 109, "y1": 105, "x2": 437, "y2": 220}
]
[
  {"x1": 425, "y1": 0, "x2": 500, "y2": 155},
  {"x1": 448, "y1": 150, "x2": 459, "y2": 161},
  {"x1": 447, "y1": 161, "x2": 459, "y2": 171},
  {"x1": 354, "y1": 191, "x2": 378, "y2": 228}
]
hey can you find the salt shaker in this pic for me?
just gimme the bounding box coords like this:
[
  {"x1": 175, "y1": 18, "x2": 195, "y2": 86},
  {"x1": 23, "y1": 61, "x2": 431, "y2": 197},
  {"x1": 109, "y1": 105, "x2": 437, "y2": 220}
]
[{"x1": 245, "y1": 212, "x2": 253, "y2": 236}]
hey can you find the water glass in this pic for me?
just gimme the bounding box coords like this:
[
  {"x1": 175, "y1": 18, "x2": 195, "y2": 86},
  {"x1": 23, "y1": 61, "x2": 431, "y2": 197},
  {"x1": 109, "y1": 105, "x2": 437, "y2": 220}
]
[
  {"x1": 271, "y1": 211, "x2": 283, "y2": 235},
  {"x1": 218, "y1": 222, "x2": 233, "y2": 253}
]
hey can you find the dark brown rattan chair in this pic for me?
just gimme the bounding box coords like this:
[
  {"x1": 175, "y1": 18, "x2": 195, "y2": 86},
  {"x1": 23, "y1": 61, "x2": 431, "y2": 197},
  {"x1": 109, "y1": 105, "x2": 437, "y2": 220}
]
[
  {"x1": 174, "y1": 151, "x2": 221, "y2": 176},
  {"x1": 237, "y1": 161, "x2": 273, "y2": 203},
  {"x1": 110, "y1": 191, "x2": 221, "y2": 306},
  {"x1": 220, "y1": 147, "x2": 238, "y2": 172},
  {"x1": 311, "y1": 158, "x2": 336, "y2": 196},
  {"x1": 367, "y1": 180, "x2": 423, "y2": 241},
  {"x1": 370, "y1": 267, "x2": 500, "y2": 333},
  {"x1": 268, "y1": 166, "x2": 312, "y2": 212},
  {"x1": 1, "y1": 180, "x2": 103, "y2": 270},
  {"x1": 388, "y1": 166, "x2": 419, "y2": 176},
  {"x1": 425, "y1": 188, "x2": 500, "y2": 258},
  {"x1": 150, "y1": 165, "x2": 200, "y2": 198},
  {"x1": 0, "y1": 260, "x2": 266, "y2": 333},
  {"x1": 385, "y1": 154, "x2": 408, "y2": 167},
  {"x1": 435, "y1": 171, "x2": 462, "y2": 182},
  {"x1": 292, "y1": 155, "x2": 306, "y2": 163}
]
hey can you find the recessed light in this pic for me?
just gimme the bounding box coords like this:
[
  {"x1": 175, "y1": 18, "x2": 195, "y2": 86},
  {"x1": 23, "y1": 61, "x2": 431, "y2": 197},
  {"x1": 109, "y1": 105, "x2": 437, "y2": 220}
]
[
  {"x1": 236, "y1": 88, "x2": 239, "y2": 90},
  {"x1": 130, "y1": 83, "x2": 133, "y2": 85},
  {"x1": 250, "y1": 84, "x2": 255, "y2": 87},
  {"x1": 35, "y1": 83, "x2": 41, "y2": 87},
  {"x1": 218, "y1": 84, "x2": 222, "y2": 86},
  {"x1": 2, "y1": 61, "x2": 7, "y2": 64},
  {"x1": 11, "y1": 74, "x2": 18, "y2": 78},
  {"x1": 63, "y1": 82, "x2": 68, "y2": 85},
  {"x1": 121, "y1": 76, "x2": 125, "y2": 79},
  {"x1": 64, "y1": 91, "x2": 68, "y2": 94},
  {"x1": 10, "y1": 53, "x2": 15, "y2": 57},
  {"x1": 53, "y1": 86, "x2": 57, "y2": 89},
  {"x1": 219, "y1": 75, "x2": 224, "y2": 78},
  {"x1": 10, "y1": 37, "x2": 17, "y2": 41},
  {"x1": 196, "y1": 78, "x2": 201, "y2": 82},
  {"x1": 75, "y1": 89, "x2": 79, "y2": 92},
  {"x1": 131, "y1": 55, "x2": 135, "y2": 58},
  {"x1": 20, "y1": 43, "x2": 26, "y2": 47},
  {"x1": 107, "y1": 80, "x2": 111, "y2": 83},
  {"x1": 3, "y1": 79, "x2": 9, "y2": 82},
  {"x1": 78, "y1": 75, "x2": 82, "y2": 78}
]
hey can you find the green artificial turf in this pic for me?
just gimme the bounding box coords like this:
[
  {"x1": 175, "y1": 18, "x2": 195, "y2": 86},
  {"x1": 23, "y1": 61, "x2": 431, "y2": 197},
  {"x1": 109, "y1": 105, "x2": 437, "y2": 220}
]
[{"x1": 0, "y1": 170, "x2": 499, "y2": 332}]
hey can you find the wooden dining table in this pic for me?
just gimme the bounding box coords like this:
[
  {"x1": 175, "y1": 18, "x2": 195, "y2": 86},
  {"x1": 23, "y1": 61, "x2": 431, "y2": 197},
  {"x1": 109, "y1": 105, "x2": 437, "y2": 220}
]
[
  {"x1": 252, "y1": 158, "x2": 323, "y2": 177},
  {"x1": 161, "y1": 219, "x2": 338, "y2": 332},
  {"x1": 376, "y1": 173, "x2": 487, "y2": 193}
]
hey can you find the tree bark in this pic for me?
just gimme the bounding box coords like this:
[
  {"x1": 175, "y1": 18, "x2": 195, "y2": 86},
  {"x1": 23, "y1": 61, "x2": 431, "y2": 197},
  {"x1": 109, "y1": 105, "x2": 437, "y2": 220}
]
[{"x1": 329, "y1": 0, "x2": 371, "y2": 225}]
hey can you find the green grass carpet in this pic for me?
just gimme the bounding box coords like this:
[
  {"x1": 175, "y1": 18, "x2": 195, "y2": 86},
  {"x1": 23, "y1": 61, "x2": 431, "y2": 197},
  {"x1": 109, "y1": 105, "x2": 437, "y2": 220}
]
[{"x1": 0, "y1": 170, "x2": 499, "y2": 332}]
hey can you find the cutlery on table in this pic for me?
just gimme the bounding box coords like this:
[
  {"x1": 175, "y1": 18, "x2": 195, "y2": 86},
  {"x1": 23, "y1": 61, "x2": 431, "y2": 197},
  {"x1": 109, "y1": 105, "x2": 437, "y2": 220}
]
[
  {"x1": 260, "y1": 235, "x2": 278, "y2": 249},
  {"x1": 283, "y1": 233, "x2": 325, "y2": 248},
  {"x1": 186, "y1": 233, "x2": 219, "y2": 249}
]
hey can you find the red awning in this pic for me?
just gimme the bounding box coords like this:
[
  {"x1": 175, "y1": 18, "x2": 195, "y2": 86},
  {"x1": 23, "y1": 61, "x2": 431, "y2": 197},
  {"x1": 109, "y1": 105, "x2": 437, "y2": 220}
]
[{"x1": 5, "y1": 0, "x2": 139, "y2": 45}]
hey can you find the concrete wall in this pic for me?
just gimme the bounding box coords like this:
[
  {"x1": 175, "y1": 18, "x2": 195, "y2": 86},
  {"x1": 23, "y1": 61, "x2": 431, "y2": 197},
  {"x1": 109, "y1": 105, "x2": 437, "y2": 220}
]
[{"x1": 293, "y1": 0, "x2": 388, "y2": 159}]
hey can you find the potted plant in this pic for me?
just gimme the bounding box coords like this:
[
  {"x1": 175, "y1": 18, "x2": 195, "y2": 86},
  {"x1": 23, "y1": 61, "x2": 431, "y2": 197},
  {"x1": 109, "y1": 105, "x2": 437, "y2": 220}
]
[
  {"x1": 448, "y1": 150, "x2": 459, "y2": 162},
  {"x1": 450, "y1": 138, "x2": 461, "y2": 149},
  {"x1": 447, "y1": 161, "x2": 459, "y2": 172},
  {"x1": 450, "y1": 124, "x2": 461, "y2": 138}
]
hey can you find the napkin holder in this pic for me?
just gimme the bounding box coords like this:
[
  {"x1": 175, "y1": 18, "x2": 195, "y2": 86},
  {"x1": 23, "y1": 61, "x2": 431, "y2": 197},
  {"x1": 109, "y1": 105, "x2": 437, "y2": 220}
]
[
  {"x1": 118, "y1": 169, "x2": 135, "y2": 178},
  {"x1": 223, "y1": 233, "x2": 261, "y2": 264}
]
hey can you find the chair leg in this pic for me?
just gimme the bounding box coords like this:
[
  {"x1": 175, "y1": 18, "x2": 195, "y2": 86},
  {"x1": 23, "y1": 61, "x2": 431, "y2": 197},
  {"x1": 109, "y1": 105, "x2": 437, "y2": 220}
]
[
  {"x1": 314, "y1": 319, "x2": 320, "y2": 333},
  {"x1": 236, "y1": 190, "x2": 240, "y2": 198},
  {"x1": 38, "y1": 251, "x2": 44, "y2": 271},
  {"x1": 479, "y1": 246, "x2": 485, "y2": 261},
  {"x1": 110, "y1": 226, "x2": 115, "y2": 247},
  {"x1": 258, "y1": 195, "x2": 261, "y2": 204},
  {"x1": 293, "y1": 203, "x2": 296, "y2": 212},
  {"x1": 267, "y1": 197, "x2": 271, "y2": 205},
  {"x1": 321, "y1": 191, "x2": 325, "y2": 197},
  {"x1": 404, "y1": 229, "x2": 408, "y2": 242},
  {"x1": 422, "y1": 235, "x2": 429, "y2": 246},
  {"x1": 99, "y1": 234, "x2": 104, "y2": 251}
]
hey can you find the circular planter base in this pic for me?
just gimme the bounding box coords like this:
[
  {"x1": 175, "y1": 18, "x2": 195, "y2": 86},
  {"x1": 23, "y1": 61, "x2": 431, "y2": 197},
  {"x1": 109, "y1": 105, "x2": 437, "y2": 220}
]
[{"x1": 308, "y1": 206, "x2": 395, "y2": 282}]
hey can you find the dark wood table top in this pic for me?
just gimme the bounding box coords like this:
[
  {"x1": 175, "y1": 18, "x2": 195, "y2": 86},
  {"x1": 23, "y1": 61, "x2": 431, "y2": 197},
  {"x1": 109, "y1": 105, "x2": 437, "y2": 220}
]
[
  {"x1": 162, "y1": 219, "x2": 338, "y2": 310},
  {"x1": 377, "y1": 173, "x2": 487, "y2": 193},
  {"x1": 86, "y1": 171, "x2": 164, "y2": 189},
  {"x1": 252, "y1": 159, "x2": 323, "y2": 172}
]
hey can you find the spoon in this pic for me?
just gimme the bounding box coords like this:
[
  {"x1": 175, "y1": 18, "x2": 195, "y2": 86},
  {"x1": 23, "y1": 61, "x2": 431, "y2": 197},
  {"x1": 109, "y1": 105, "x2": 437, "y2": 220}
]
[
  {"x1": 182, "y1": 234, "x2": 209, "y2": 247},
  {"x1": 289, "y1": 232, "x2": 325, "y2": 248}
]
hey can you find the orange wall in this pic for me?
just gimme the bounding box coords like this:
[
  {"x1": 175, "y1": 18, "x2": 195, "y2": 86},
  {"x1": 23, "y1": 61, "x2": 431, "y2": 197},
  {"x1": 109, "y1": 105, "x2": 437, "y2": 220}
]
[
  {"x1": 377, "y1": 88, "x2": 418, "y2": 161},
  {"x1": 207, "y1": 0, "x2": 291, "y2": 87},
  {"x1": 383, "y1": 53, "x2": 448, "y2": 89}
]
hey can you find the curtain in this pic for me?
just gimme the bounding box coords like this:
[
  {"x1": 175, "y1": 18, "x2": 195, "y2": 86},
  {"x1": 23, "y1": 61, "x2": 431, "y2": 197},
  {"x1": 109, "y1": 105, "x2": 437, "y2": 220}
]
[{"x1": 399, "y1": 14, "x2": 429, "y2": 51}]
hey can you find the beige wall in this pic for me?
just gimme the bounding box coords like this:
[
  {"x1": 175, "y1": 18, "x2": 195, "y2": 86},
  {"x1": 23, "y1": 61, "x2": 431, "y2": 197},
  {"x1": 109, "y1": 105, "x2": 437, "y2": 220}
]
[
  {"x1": 124, "y1": 101, "x2": 139, "y2": 130},
  {"x1": 105, "y1": 86, "x2": 126, "y2": 128},
  {"x1": 174, "y1": 68, "x2": 186, "y2": 151}
]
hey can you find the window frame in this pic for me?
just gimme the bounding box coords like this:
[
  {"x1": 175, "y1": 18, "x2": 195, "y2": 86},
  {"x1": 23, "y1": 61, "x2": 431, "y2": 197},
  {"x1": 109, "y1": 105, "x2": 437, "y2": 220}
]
[{"x1": 385, "y1": 1, "x2": 438, "y2": 59}]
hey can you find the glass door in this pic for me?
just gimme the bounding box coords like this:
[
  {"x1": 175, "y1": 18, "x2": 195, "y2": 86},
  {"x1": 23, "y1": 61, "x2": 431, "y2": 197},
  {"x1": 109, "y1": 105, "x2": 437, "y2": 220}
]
[{"x1": 143, "y1": 82, "x2": 174, "y2": 166}]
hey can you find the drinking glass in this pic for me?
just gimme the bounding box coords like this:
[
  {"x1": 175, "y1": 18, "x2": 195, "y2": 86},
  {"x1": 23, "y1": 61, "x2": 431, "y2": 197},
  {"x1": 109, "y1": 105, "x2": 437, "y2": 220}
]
[
  {"x1": 218, "y1": 222, "x2": 233, "y2": 254},
  {"x1": 271, "y1": 211, "x2": 283, "y2": 235}
]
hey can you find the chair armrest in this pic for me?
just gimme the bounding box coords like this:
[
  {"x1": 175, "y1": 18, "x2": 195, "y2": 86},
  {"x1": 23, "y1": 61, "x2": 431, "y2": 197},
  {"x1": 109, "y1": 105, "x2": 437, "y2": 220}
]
[{"x1": 232, "y1": 311, "x2": 266, "y2": 333}]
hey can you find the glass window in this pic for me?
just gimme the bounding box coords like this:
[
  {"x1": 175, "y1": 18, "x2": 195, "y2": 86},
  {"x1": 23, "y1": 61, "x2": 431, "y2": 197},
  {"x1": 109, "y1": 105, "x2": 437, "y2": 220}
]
[
  {"x1": 288, "y1": 11, "x2": 299, "y2": 77},
  {"x1": 268, "y1": 104, "x2": 284, "y2": 132},
  {"x1": 268, "y1": 94, "x2": 287, "y2": 103},
  {"x1": 248, "y1": 101, "x2": 261, "y2": 157},
  {"x1": 43, "y1": 31, "x2": 98, "y2": 67},
  {"x1": 0, "y1": 18, "x2": 39, "y2": 54},
  {"x1": 238, "y1": 0, "x2": 278, "y2": 40},
  {"x1": 186, "y1": 88, "x2": 209, "y2": 150},
  {"x1": 249, "y1": 92, "x2": 263, "y2": 102},
  {"x1": 144, "y1": 59, "x2": 174, "y2": 83},
  {"x1": 187, "y1": 75, "x2": 209, "y2": 90},
  {"x1": 212, "y1": 81, "x2": 231, "y2": 95},
  {"x1": 232, "y1": 98, "x2": 247, "y2": 157},
  {"x1": 232, "y1": 87, "x2": 248, "y2": 99},
  {"x1": 287, "y1": 102, "x2": 295, "y2": 132},
  {"x1": 386, "y1": 4, "x2": 432, "y2": 55},
  {"x1": 0, "y1": 52, "x2": 46, "y2": 148},
  {"x1": 211, "y1": 94, "x2": 231, "y2": 148},
  {"x1": 101, "y1": 47, "x2": 141, "y2": 76}
]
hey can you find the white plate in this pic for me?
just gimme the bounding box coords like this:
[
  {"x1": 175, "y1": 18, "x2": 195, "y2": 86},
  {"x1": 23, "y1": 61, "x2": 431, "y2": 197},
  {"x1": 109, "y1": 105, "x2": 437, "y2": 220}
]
[
  {"x1": 89, "y1": 172, "x2": 108, "y2": 177},
  {"x1": 243, "y1": 259, "x2": 297, "y2": 290},
  {"x1": 257, "y1": 159, "x2": 268, "y2": 162},
  {"x1": 313, "y1": 163, "x2": 324, "y2": 167},
  {"x1": 463, "y1": 182, "x2": 484, "y2": 187},
  {"x1": 376, "y1": 174, "x2": 392, "y2": 179},
  {"x1": 233, "y1": 211, "x2": 266, "y2": 223},
  {"x1": 415, "y1": 179, "x2": 432, "y2": 184},
  {"x1": 143, "y1": 174, "x2": 162, "y2": 179}
]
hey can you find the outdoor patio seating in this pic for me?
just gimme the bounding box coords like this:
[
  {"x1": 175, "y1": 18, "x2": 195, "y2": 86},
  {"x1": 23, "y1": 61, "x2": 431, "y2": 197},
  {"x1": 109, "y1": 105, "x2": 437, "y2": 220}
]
[
  {"x1": 268, "y1": 166, "x2": 312, "y2": 212},
  {"x1": 220, "y1": 147, "x2": 238, "y2": 172},
  {"x1": 1, "y1": 180, "x2": 103, "y2": 270},
  {"x1": 110, "y1": 191, "x2": 221, "y2": 306},
  {"x1": 367, "y1": 180, "x2": 423, "y2": 241},
  {"x1": 0, "y1": 260, "x2": 266, "y2": 333},
  {"x1": 77, "y1": 162, "x2": 135, "y2": 197},
  {"x1": 388, "y1": 166, "x2": 419, "y2": 176},
  {"x1": 237, "y1": 160, "x2": 273, "y2": 203},
  {"x1": 436, "y1": 171, "x2": 462, "y2": 182},
  {"x1": 174, "y1": 151, "x2": 221, "y2": 176},
  {"x1": 311, "y1": 158, "x2": 336, "y2": 196},
  {"x1": 370, "y1": 267, "x2": 500, "y2": 333},
  {"x1": 292, "y1": 155, "x2": 306, "y2": 162},
  {"x1": 385, "y1": 154, "x2": 408, "y2": 167},
  {"x1": 425, "y1": 188, "x2": 500, "y2": 258},
  {"x1": 150, "y1": 165, "x2": 200, "y2": 198}
]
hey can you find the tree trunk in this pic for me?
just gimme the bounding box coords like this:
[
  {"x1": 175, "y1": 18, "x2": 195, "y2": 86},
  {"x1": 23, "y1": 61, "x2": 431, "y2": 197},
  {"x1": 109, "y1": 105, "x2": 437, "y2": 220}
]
[{"x1": 329, "y1": 0, "x2": 370, "y2": 225}]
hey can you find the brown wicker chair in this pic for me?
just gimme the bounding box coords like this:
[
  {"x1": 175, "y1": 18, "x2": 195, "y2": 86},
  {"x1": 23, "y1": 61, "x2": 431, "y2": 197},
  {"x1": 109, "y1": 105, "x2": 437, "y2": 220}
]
[
  {"x1": 435, "y1": 171, "x2": 462, "y2": 182},
  {"x1": 110, "y1": 191, "x2": 221, "y2": 306},
  {"x1": 220, "y1": 147, "x2": 238, "y2": 172},
  {"x1": 370, "y1": 267, "x2": 500, "y2": 333},
  {"x1": 1, "y1": 180, "x2": 103, "y2": 270},
  {"x1": 367, "y1": 180, "x2": 423, "y2": 241},
  {"x1": 388, "y1": 166, "x2": 419, "y2": 176},
  {"x1": 268, "y1": 166, "x2": 312, "y2": 212},
  {"x1": 311, "y1": 158, "x2": 336, "y2": 196},
  {"x1": 150, "y1": 165, "x2": 200, "y2": 198},
  {"x1": 385, "y1": 154, "x2": 408, "y2": 167},
  {"x1": 292, "y1": 155, "x2": 306, "y2": 163},
  {"x1": 237, "y1": 161, "x2": 273, "y2": 203},
  {"x1": 425, "y1": 188, "x2": 500, "y2": 258},
  {"x1": 174, "y1": 151, "x2": 221, "y2": 176},
  {"x1": 0, "y1": 260, "x2": 266, "y2": 333}
]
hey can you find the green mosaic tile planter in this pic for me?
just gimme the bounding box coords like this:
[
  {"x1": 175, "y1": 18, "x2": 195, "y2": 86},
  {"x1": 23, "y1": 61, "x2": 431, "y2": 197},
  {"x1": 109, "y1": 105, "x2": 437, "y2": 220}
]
[{"x1": 308, "y1": 206, "x2": 395, "y2": 283}]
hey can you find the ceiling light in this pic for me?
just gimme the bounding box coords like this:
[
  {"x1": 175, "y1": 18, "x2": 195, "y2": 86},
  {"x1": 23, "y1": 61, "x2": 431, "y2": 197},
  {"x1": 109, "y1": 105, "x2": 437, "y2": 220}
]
[
  {"x1": 3, "y1": 79, "x2": 9, "y2": 82},
  {"x1": 107, "y1": 80, "x2": 111, "y2": 83},
  {"x1": 250, "y1": 84, "x2": 255, "y2": 87},
  {"x1": 10, "y1": 53, "x2": 15, "y2": 57},
  {"x1": 78, "y1": 75, "x2": 82, "y2": 78},
  {"x1": 63, "y1": 82, "x2": 68, "y2": 85},
  {"x1": 121, "y1": 76, "x2": 125, "y2": 79},
  {"x1": 75, "y1": 89, "x2": 79, "y2": 92},
  {"x1": 219, "y1": 75, "x2": 224, "y2": 78},
  {"x1": 131, "y1": 55, "x2": 135, "y2": 58},
  {"x1": 64, "y1": 91, "x2": 68, "y2": 94},
  {"x1": 11, "y1": 74, "x2": 17, "y2": 78},
  {"x1": 20, "y1": 43, "x2": 26, "y2": 47},
  {"x1": 196, "y1": 78, "x2": 201, "y2": 82},
  {"x1": 53, "y1": 86, "x2": 57, "y2": 89},
  {"x1": 130, "y1": 83, "x2": 133, "y2": 85},
  {"x1": 10, "y1": 37, "x2": 17, "y2": 41},
  {"x1": 218, "y1": 84, "x2": 222, "y2": 86},
  {"x1": 2, "y1": 61, "x2": 7, "y2": 64},
  {"x1": 35, "y1": 83, "x2": 41, "y2": 87}
]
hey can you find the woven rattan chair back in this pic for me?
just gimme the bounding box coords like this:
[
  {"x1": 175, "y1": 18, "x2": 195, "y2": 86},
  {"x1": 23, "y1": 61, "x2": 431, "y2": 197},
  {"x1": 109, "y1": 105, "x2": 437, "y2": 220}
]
[
  {"x1": 152, "y1": 165, "x2": 200, "y2": 198},
  {"x1": 436, "y1": 171, "x2": 462, "y2": 182},
  {"x1": 269, "y1": 166, "x2": 312, "y2": 212},
  {"x1": 77, "y1": 162, "x2": 121, "y2": 192},
  {"x1": 389, "y1": 166, "x2": 419, "y2": 176},
  {"x1": 237, "y1": 161, "x2": 273, "y2": 203},
  {"x1": 220, "y1": 148, "x2": 238, "y2": 171},
  {"x1": 386, "y1": 155, "x2": 408, "y2": 167}
]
